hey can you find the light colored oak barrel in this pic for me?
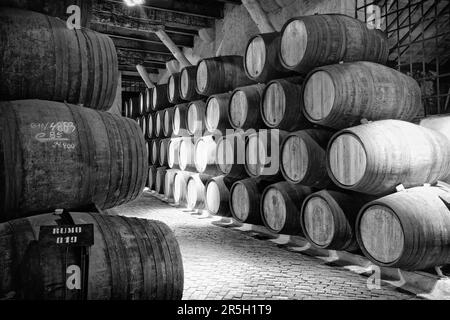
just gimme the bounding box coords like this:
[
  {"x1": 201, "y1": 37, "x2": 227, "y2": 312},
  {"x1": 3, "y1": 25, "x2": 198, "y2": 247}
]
[
  {"x1": 0, "y1": 212, "x2": 183, "y2": 300},
  {"x1": 129, "y1": 97, "x2": 140, "y2": 119},
  {"x1": 150, "y1": 139, "x2": 161, "y2": 165},
  {"x1": 261, "y1": 182, "x2": 313, "y2": 235},
  {"x1": 302, "y1": 62, "x2": 423, "y2": 130},
  {"x1": 187, "y1": 100, "x2": 206, "y2": 135},
  {"x1": 194, "y1": 135, "x2": 222, "y2": 176},
  {"x1": 158, "y1": 138, "x2": 170, "y2": 167},
  {"x1": 144, "y1": 88, "x2": 152, "y2": 113},
  {"x1": 281, "y1": 129, "x2": 334, "y2": 188},
  {"x1": 147, "y1": 165, "x2": 158, "y2": 190},
  {"x1": 168, "y1": 137, "x2": 182, "y2": 169},
  {"x1": 146, "y1": 113, "x2": 153, "y2": 139},
  {"x1": 230, "y1": 178, "x2": 275, "y2": 225},
  {"x1": 163, "y1": 107, "x2": 175, "y2": 137},
  {"x1": 155, "y1": 110, "x2": 165, "y2": 138},
  {"x1": 261, "y1": 77, "x2": 311, "y2": 131},
  {"x1": 196, "y1": 56, "x2": 255, "y2": 96},
  {"x1": 151, "y1": 84, "x2": 172, "y2": 111},
  {"x1": 155, "y1": 166, "x2": 167, "y2": 194},
  {"x1": 300, "y1": 190, "x2": 373, "y2": 251},
  {"x1": 244, "y1": 32, "x2": 296, "y2": 83},
  {"x1": 205, "y1": 93, "x2": 233, "y2": 134},
  {"x1": 327, "y1": 120, "x2": 450, "y2": 195},
  {"x1": 215, "y1": 132, "x2": 250, "y2": 179},
  {"x1": 356, "y1": 186, "x2": 450, "y2": 270},
  {"x1": 178, "y1": 137, "x2": 196, "y2": 172},
  {"x1": 180, "y1": 66, "x2": 204, "y2": 101},
  {"x1": 0, "y1": 100, "x2": 147, "y2": 222},
  {"x1": 245, "y1": 129, "x2": 288, "y2": 179},
  {"x1": 228, "y1": 84, "x2": 267, "y2": 130},
  {"x1": 172, "y1": 103, "x2": 190, "y2": 137},
  {"x1": 186, "y1": 174, "x2": 211, "y2": 210},
  {"x1": 205, "y1": 176, "x2": 240, "y2": 217},
  {"x1": 164, "y1": 169, "x2": 178, "y2": 202},
  {"x1": 167, "y1": 72, "x2": 185, "y2": 104},
  {"x1": 173, "y1": 171, "x2": 190, "y2": 206},
  {"x1": 279, "y1": 14, "x2": 388, "y2": 74},
  {"x1": 0, "y1": 8, "x2": 118, "y2": 110}
]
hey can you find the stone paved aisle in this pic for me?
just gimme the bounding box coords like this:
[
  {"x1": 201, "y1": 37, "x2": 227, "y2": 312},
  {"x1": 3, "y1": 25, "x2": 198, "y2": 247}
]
[{"x1": 114, "y1": 191, "x2": 416, "y2": 300}]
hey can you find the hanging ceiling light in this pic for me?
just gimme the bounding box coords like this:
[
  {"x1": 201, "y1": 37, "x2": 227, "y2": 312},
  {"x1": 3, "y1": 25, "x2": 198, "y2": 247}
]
[{"x1": 124, "y1": 0, "x2": 145, "y2": 7}]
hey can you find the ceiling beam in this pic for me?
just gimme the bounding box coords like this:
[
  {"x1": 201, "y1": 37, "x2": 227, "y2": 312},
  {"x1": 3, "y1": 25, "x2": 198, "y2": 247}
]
[{"x1": 116, "y1": 48, "x2": 172, "y2": 63}]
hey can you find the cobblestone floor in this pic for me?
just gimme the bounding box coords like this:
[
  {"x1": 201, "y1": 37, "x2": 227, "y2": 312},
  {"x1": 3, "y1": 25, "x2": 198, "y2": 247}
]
[{"x1": 114, "y1": 191, "x2": 416, "y2": 300}]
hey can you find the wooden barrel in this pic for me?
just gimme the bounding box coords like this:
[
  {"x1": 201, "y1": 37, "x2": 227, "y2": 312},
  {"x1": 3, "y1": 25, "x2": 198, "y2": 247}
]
[
  {"x1": 0, "y1": 212, "x2": 183, "y2": 299},
  {"x1": 178, "y1": 137, "x2": 196, "y2": 172},
  {"x1": 327, "y1": 120, "x2": 450, "y2": 195},
  {"x1": 0, "y1": 8, "x2": 118, "y2": 110},
  {"x1": 150, "y1": 139, "x2": 160, "y2": 165},
  {"x1": 186, "y1": 174, "x2": 210, "y2": 210},
  {"x1": 155, "y1": 110, "x2": 165, "y2": 138},
  {"x1": 173, "y1": 171, "x2": 190, "y2": 206},
  {"x1": 147, "y1": 165, "x2": 157, "y2": 190},
  {"x1": 155, "y1": 167, "x2": 167, "y2": 194},
  {"x1": 151, "y1": 84, "x2": 171, "y2": 111},
  {"x1": 279, "y1": 14, "x2": 388, "y2": 74},
  {"x1": 356, "y1": 186, "x2": 450, "y2": 270},
  {"x1": 228, "y1": 84, "x2": 266, "y2": 130},
  {"x1": 163, "y1": 107, "x2": 175, "y2": 137},
  {"x1": 138, "y1": 91, "x2": 146, "y2": 116},
  {"x1": 245, "y1": 129, "x2": 288, "y2": 179},
  {"x1": 123, "y1": 101, "x2": 129, "y2": 118},
  {"x1": 173, "y1": 103, "x2": 189, "y2": 137},
  {"x1": 146, "y1": 113, "x2": 154, "y2": 139},
  {"x1": 205, "y1": 176, "x2": 240, "y2": 217},
  {"x1": 129, "y1": 97, "x2": 140, "y2": 119},
  {"x1": 230, "y1": 178, "x2": 275, "y2": 225},
  {"x1": 180, "y1": 66, "x2": 204, "y2": 101},
  {"x1": 158, "y1": 138, "x2": 170, "y2": 167},
  {"x1": 194, "y1": 135, "x2": 221, "y2": 175},
  {"x1": 137, "y1": 117, "x2": 142, "y2": 130},
  {"x1": 0, "y1": 100, "x2": 147, "y2": 222},
  {"x1": 261, "y1": 77, "x2": 310, "y2": 130},
  {"x1": 281, "y1": 129, "x2": 334, "y2": 188},
  {"x1": 144, "y1": 88, "x2": 152, "y2": 113},
  {"x1": 196, "y1": 56, "x2": 255, "y2": 96},
  {"x1": 139, "y1": 115, "x2": 147, "y2": 135},
  {"x1": 302, "y1": 62, "x2": 423, "y2": 129},
  {"x1": 261, "y1": 182, "x2": 313, "y2": 235},
  {"x1": 187, "y1": 100, "x2": 206, "y2": 135},
  {"x1": 167, "y1": 72, "x2": 185, "y2": 104},
  {"x1": 164, "y1": 169, "x2": 178, "y2": 202},
  {"x1": 301, "y1": 190, "x2": 372, "y2": 251},
  {"x1": 205, "y1": 93, "x2": 233, "y2": 134},
  {"x1": 215, "y1": 132, "x2": 249, "y2": 179},
  {"x1": 167, "y1": 138, "x2": 182, "y2": 169},
  {"x1": 244, "y1": 32, "x2": 296, "y2": 83},
  {"x1": 145, "y1": 140, "x2": 150, "y2": 165}
]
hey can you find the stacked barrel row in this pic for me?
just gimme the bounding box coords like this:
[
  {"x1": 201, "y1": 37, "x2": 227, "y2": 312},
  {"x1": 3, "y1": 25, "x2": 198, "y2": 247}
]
[
  {"x1": 0, "y1": 7, "x2": 183, "y2": 299},
  {"x1": 146, "y1": 13, "x2": 450, "y2": 272}
]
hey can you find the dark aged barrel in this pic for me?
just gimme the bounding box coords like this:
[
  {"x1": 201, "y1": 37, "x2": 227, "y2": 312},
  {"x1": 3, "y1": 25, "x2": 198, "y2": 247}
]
[
  {"x1": 245, "y1": 129, "x2": 288, "y2": 179},
  {"x1": 150, "y1": 139, "x2": 160, "y2": 165},
  {"x1": 196, "y1": 56, "x2": 255, "y2": 96},
  {"x1": 147, "y1": 165, "x2": 157, "y2": 190},
  {"x1": 215, "y1": 132, "x2": 249, "y2": 179},
  {"x1": 151, "y1": 84, "x2": 171, "y2": 111},
  {"x1": 123, "y1": 101, "x2": 129, "y2": 117},
  {"x1": 327, "y1": 120, "x2": 450, "y2": 195},
  {"x1": 180, "y1": 66, "x2": 204, "y2": 101},
  {"x1": 167, "y1": 73, "x2": 185, "y2": 104},
  {"x1": 0, "y1": 8, "x2": 118, "y2": 110},
  {"x1": 244, "y1": 32, "x2": 296, "y2": 83},
  {"x1": 0, "y1": 212, "x2": 183, "y2": 300},
  {"x1": 302, "y1": 62, "x2": 423, "y2": 129},
  {"x1": 146, "y1": 113, "x2": 154, "y2": 139},
  {"x1": 155, "y1": 167, "x2": 167, "y2": 194},
  {"x1": 163, "y1": 107, "x2": 175, "y2": 137},
  {"x1": 167, "y1": 138, "x2": 182, "y2": 169},
  {"x1": 261, "y1": 77, "x2": 310, "y2": 131},
  {"x1": 158, "y1": 138, "x2": 170, "y2": 167},
  {"x1": 279, "y1": 14, "x2": 388, "y2": 74},
  {"x1": 129, "y1": 97, "x2": 140, "y2": 119},
  {"x1": 186, "y1": 174, "x2": 210, "y2": 210},
  {"x1": 178, "y1": 137, "x2": 196, "y2": 172},
  {"x1": 205, "y1": 93, "x2": 233, "y2": 134},
  {"x1": 187, "y1": 100, "x2": 206, "y2": 135},
  {"x1": 230, "y1": 178, "x2": 275, "y2": 225},
  {"x1": 261, "y1": 182, "x2": 313, "y2": 235},
  {"x1": 173, "y1": 171, "x2": 190, "y2": 205},
  {"x1": 155, "y1": 110, "x2": 165, "y2": 138},
  {"x1": 0, "y1": 100, "x2": 147, "y2": 222},
  {"x1": 194, "y1": 135, "x2": 221, "y2": 176},
  {"x1": 164, "y1": 169, "x2": 178, "y2": 202},
  {"x1": 205, "y1": 176, "x2": 240, "y2": 217},
  {"x1": 228, "y1": 84, "x2": 266, "y2": 130},
  {"x1": 356, "y1": 186, "x2": 450, "y2": 270},
  {"x1": 301, "y1": 190, "x2": 373, "y2": 251},
  {"x1": 281, "y1": 129, "x2": 334, "y2": 188},
  {"x1": 173, "y1": 103, "x2": 189, "y2": 136}
]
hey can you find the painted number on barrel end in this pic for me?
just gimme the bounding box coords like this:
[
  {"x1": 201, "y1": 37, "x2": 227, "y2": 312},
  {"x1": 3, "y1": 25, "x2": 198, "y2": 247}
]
[
  {"x1": 66, "y1": 265, "x2": 81, "y2": 290},
  {"x1": 66, "y1": 5, "x2": 81, "y2": 30}
]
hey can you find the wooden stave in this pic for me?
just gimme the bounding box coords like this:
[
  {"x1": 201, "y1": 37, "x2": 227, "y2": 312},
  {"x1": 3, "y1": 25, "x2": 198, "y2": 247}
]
[{"x1": 228, "y1": 84, "x2": 267, "y2": 130}]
